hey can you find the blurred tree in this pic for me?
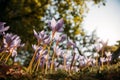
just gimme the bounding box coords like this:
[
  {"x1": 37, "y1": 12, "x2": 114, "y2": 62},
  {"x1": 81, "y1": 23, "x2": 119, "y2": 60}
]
[
  {"x1": 0, "y1": 0, "x2": 105, "y2": 47},
  {"x1": 75, "y1": 30, "x2": 99, "y2": 56},
  {"x1": 111, "y1": 40, "x2": 120, "y2": 63},
  {"x1": 45, "y1": 0, "x2": 106, "y2": 40}
]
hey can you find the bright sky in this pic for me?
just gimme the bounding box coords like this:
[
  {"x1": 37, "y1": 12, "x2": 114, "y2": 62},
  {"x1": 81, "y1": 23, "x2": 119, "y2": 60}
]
[{"x1": 83, "y1": 0, "x2": 120, "y2": 45}]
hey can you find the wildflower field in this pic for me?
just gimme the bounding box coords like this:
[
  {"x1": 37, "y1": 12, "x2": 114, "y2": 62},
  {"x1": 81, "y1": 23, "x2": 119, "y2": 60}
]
[{"x1": 0, "y1": 18, "x2": 120, "y2": 80}]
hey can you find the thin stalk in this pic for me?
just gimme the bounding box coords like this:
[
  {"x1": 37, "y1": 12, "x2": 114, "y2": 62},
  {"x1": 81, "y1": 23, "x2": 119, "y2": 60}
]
[
  {"x1": 107, "y1": 57, "x2": 110, "y2": 69},
  {"x1": 101, "y1": 48, "x2": 104, "y2": 68},
  {"x1": 42, "y1": 61, "x2": 45, "y2": 73},
  {"x1": 46, "y1": 46, "x2": 51, "y2": 73},
  {"x1": 50, "y1": 51, "x2": 55, "y2": 73},
  {"x1": 70, "y1": 52, "x2": 76, "y2": 73},
  {"x1": 36, "y1": 46, "x2": 47, "y2": 72},
  {"x1": 33, "y1": 60, "x2": 39, "y2": 71},
  {"x1": 36, "y1": 55, "x2": 42, "y2": 72},
  {"x1": 45, "y1": 54, "x2": 48, "y2": 74},
  {"x1": 5, "y1": 46, "x2": 17, "y2": 63},
  {"x1": 27, "y1": 50, "x2": 38, "y2": 73},
  {"x1": 27, "y1": 42, "x2": 40, "y2": 74},
  {"x1": 5, "y1": 46, "x2": 16, "y2": 63},
  {"x1": 66, "y1": 48, "x2": 70, "y2": 72},
  {"x1": 63, "y1": 55, "x2": 66, "y2": 71},
  {"x1": 0, "y1": 52, "x2": 6, "y2": 61},
  {"x1": 47, "y1": 31, "x2": 55, "y2": 73},
  {"x1": 5, "y1": 52, "x2": 12, "y2": 63},
  {"x1": 82, "y1": 61, "x2": 89, "y2": 71},
  {"x1": 0, "y1": 47, "x2": 9, "y2": 61},
  {"x1": 50, "y1": 37, "x2": 59, "y2": 73},
  {"x1": 96, "y1": 57, "x2": 98, "y2": 66}
]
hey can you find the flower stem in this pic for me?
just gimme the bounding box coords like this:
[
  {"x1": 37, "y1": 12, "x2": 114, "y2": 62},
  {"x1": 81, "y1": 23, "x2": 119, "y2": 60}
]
[
  {"x1": 63, "y1": 55, "x2": 66, "y2": 71},
  {"x1": 27, "y1": 43, "x2": 40, "y2": 74},
  {"x1": 45, "y1": 54, "x2": 48, "y2": 74},
  {"x1": 36, "y1": 55, "x2": 42, "y2": 72},
  {"x1": 0, "y1": 52, "x2": 6, "y2": 61},
  {"x1": 50, "y1": 51, "x2": 55, "y2": 73},
  {"x1": 96, "y1": 57, "x2": 98, "y2": 66},
  {"x1": 70, "y1": 52, "x2": 76, "y2": 73},
  {"x1": 5, "y1": 52, "x2": 12, "y2": 63},
  {"x1": 47, "y1": 32, "x2": 55, "y2": 73}
]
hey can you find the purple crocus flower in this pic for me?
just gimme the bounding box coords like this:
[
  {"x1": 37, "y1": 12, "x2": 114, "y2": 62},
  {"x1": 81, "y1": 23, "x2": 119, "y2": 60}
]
[
  {"x1": 67, "y1": 39, "x2": 77, "y2": 49},
  {"x1": 100, "y1": 40, "x2": 108, "y2": 47},
  {"x1": 39, "y1": 57, "x2": 48, "y2": 67},
  {"x1": 54, "y1": 46, "x2": 63, "y2": 57},
  {"x1": 33, "y1": 29, "x2": 49, "y2": 44},
  {"x1": 55, "y1": 34, "x2": 67, "y2": 43},
  {"x1": 85, "y1": 57, "x2": 94, "y2": 66},
  {"x1": 79, "y1": 60, "x2": 85, "y2": 67},
  {"x1": 43, "y1": 37, "x2": 50, "y2": 45},
  {"x1": 105, "y1": 51, "x2": 112, "y2": 57},
  {"x1": 79, "y1": 55, "x2": 85, "y2": 60},
  {"x1": 95, "y1": 44, "x2": 101, "y2": 52},
  {"x1": 105, "y1": 51, "x2": 112, "y2": 62},
  {"x1": 105, "y1": 57, "x2": 111, "y2": 62},
  {"x1": 32, "y1": 44, "x2": 48, "y2": 59},
  {"x1": 11, "y1": 49, "x2": 17, "y2": 57},
  {"x1": 32, "y1": 44, "x2": 42, "y2": 53},
  {"x1": 32, "y1": 45, "x2": 47, "y2": 54},
  {"x1": 33, "y1": 47, "x2": 48, "y2": 69},
  {"x1": 100, "y1": 57, "x2": 106, "y2": 63},
  {"x1": 48, "y1": 18, "x2": 64, "y2": 33},
  {"x1": 58, "y1": 64, "x2": 64, "y2": 70},
  {"x1": 35, "y1": 50, "x2": 48, "y2": 60},
  {"x1": 3, "y1": 33, "x2": 24, "y2": 57},
  {"x1": 0, "y1": 22, "x2": 9, "y2": 35},
  {"x1": 94, "y1": 52, "x2": 99, "y2": 57},
  {"x1": 3, "y1": 33, "x2": 23, "y2": 48}
]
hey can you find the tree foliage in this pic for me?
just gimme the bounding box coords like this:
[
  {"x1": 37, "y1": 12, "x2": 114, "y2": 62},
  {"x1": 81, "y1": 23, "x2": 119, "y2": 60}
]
[{"x1": 0, "y1": 0, "x2": 50, "y2": 44}]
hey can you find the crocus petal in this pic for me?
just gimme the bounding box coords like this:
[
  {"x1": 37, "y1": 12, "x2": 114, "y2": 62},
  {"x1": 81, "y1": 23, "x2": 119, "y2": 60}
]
[
  {"x1": 100, "y1": 57, "x2": 105, "y2": 62},
  {"x1": 54, "y1": 46, "x2": 63, "y2": 57},
  {"x1": 40, "y1": 30, "x2": 45, "y2": 38},
  {"x1": 0, "y1": 22, "x2": 5, "y2": 27},
  {"x1": 12, "y1": 50, "x2": 17, "y2": 57},
  {"x1": 54, "y1": 34, "x2": 66, "y2": 43},
  {"x1": 67, "y1": 39, "x2": 77, "y2": 48},
  {"x1": 105, "y1": 51, "x2": 112, "y2": 57},
  {"x1": 32, "y1": 44, "x2": 38, "y2": 50},
  {"x1": 55, "y1": 18, "x2": 64, "y2": 31},
  {"x1": 43, "y1": 35, "x2": 49, "y2": 40},
  {"x1": 33, "y1": 29, "x2": 39, "y2": 40},
  {"x1": 0, "y1": 26, "x2": 9, "y2": 33},
  {"x1": 42, "y1": 50, "x2": 48, "y2": 55},
  {"x1": 51, "y1": 18, "x2": 57, "y2": 29},
  {"x1": 60, "y1": 34, "x2": 67, "y2": 42},
  {"x1": 57, "y1": 28, "x2": 64, "y2": 32},
  {"x1": 0, "y1": 22, "x2": 9, "y2": 35},
  {"x1": 48, "y1": 18, "x2": 64, "y2": 33},
  {"x1": 20, "y1": 43, "x2": 25, "y2": 47},
  {"x1": 48, "y1": 21, "x2": 52, "y2": 29},
  {"x1": 44, "y1": 37, "x2": 50, "y2": 44}
]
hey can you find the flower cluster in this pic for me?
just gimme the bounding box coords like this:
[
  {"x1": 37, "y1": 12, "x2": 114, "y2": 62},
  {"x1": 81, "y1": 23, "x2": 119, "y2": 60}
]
[
  {"x1": 33, "y1": 30, "x2": 50, "y2": 45},
  {"x1": 0, "y1": 18, "x2": 116, "y2": 76},
  {"x1": 27, "y1": 18, "x2": 114, "y2": 74},
  {"x1": 0, "y1": 22, "x2": 24, "y2": 63},
  {"x1": 27, "y1": 18, "x2": 80, "y2": 74},
  {"x1": 3, "y1": 33, "x2": 24, "y2": 56}
]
